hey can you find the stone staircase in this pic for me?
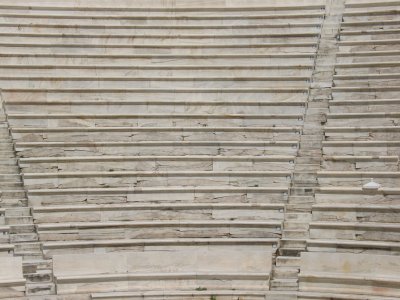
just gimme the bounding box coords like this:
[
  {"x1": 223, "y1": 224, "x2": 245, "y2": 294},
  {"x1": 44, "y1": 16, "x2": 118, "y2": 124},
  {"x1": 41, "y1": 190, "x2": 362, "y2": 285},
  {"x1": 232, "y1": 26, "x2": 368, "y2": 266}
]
[
  {"x1": 270, "y1": 0, "x2": 346, "y2": 292},
  {"x1": 0, "y1": 101, "x2": 55, "y2": 296}
]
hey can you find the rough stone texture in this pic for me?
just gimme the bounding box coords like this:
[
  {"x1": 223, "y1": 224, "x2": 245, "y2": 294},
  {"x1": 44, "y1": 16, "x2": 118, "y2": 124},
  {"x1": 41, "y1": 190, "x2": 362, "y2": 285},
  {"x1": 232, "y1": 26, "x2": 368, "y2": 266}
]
[{"x1": 0, "y1": 0, "x2": 398, "y2": 299}]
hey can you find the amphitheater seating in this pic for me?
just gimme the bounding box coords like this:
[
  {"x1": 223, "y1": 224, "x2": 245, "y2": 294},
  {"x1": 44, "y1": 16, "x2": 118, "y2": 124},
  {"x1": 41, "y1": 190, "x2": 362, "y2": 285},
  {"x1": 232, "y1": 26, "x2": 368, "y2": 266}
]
[
  {"x1": 309, "y1": 0, "x2": 400, "y2": 260},
  {"x1": 0, "y1": 0, "x2": 328, "y2": 296},
  {"x1": 299, "y1": 252, "x2": 400, "y2": 298},
  {"x1": 53, "y1": 249, "x2": 273, "y2": 294},
  {"x1": 0, "y1": 0, "x2": 399, "y2": 298}
]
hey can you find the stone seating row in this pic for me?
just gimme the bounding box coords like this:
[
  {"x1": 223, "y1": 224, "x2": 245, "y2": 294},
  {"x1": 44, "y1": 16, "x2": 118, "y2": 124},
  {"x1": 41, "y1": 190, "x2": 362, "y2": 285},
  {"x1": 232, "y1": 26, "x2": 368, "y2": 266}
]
[
  {"x1": 43, "y1": 238, "x2": 280, "y2": 262},
  {"x1": 0, "y1": 65, "x2": 314, "y2": 77},
  {"x1": 0, "y1": 3, "x2": 325, "y2": 15},
  {"x1": 0, "y1": 48, "x2": 318, "y2": 57},
  {"x1": 0, "y1": 77, "x2": 312, "y2": 89},
  {"x1": 41, "y1": 251, "x2": 400, "y2": 299},
  {"x1": 326, "y1": 112, "x2": 399, "y2": 125},
  {"x1": 2, "y1": 89, "x2": 309, "y2": 102},
  {"x1": 32, "y1": 203, "x2": 284, "y2": 258},
  {"x1": 10, "y1": 127, "x2": 302, "y2": 143},
  {"x1": 0, "y1": 53, "x2": 318, "y2": 66},
  {"x1": 345, "y1": 0, "x2": 400, "y2": 9},
  {"x1": 18, "y1": 155, "x2": 296, "y2": 173},
  {"x1": 32, "y1": 203, "x2": 284, "y2": 223},
  {"x1": 312, "y1": 203, "x2": 400, "y2": 223},
  {"x1": 37, "y1": 220, "x2": 282, "y2": 243},
  {"x1": 0, "y1": 31, "x2": 320, "y2": 41},
  {"x1": 6, "y1": 113, "x2": 305, "y2": 126},
  {"x1": 325, "y1": 126, "x2": 400, "y2": 140},
  {"x1": 307, "y1": 187, "x2": 400, "y2": 254},
  {"x1": 337, "y1": 50, "x2": 400, "y2": 64},
  {"x1": 52, "y1": 249, "x2": 273, "y2": 295},
  {"x1": 341, "y1": 20, "x2": 400, "y2": 33},
  {"x1": 342, "y1": 8, "x2": 400, "y2": 22},
  {"x1": 317, "y1": 171, "x2": 400, "y2": 187},
  {"x1": 322, "y1": 155, "x2": 398, "y2": 171},
  {"x1": 4, "y1": 99, "x2": 307, "y2": 114},
  {"x1": 21, "y1": 170, "x2": 292, "y2": 189},
  {"x1": 26, "y1": 187, "x2": 289, "y2": 207},
  {"x1": 90, "y1": 290, "x2": 400, "y2": 300},
  {"x1": 322, "y1": 141, "x2": 400, "y2": 156},
  {"x1": 0, "y1": 0, "x2": 325, "y2": 8},
  {"x1": 339, "y1": 2, "x2": 400, "y2": 56},
  {"x1": 14, "y1": 141, "x2": 300, "y2": 158},
  {"x1": 336, "y1": 61, "x2": 400, "y2": 74},
  {"x1": 334, "y1": 76, "x2": 400, "y2": 89},
  {"x1": 339, "y1": 40, "x2": 400, "y2": 53},
  {"x1": 299, "y1": 252, "x2": 400, "y2": 298},
  {"x1": 0, "y1": 24, "x2": 322, "y2": 35},
  {"x1": 0, "y1": 9, "x2": 326, "y2": 27},
  {"x1": 328, "y1": 99, "x2": 400, "y2": 113},
  {"x1": 0, "y1": 7, "x2": 326, "y2": 17},
  {"x1": 332, "y1": 86, "x2": 400, "y2": 100},
  {"x1": 341, "y1": 28, "x2": 400, "y2": 37}
]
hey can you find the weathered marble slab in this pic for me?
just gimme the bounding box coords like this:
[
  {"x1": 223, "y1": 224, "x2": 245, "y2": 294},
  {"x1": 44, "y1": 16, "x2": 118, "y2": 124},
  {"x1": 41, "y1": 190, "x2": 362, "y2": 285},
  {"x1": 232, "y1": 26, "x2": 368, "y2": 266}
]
[
  {"x1": 299, "y1": 252, "x2": 400, "y2": 297},
  {"x1": 53, "y1": 249, "x2": 272, "y2": 294}
]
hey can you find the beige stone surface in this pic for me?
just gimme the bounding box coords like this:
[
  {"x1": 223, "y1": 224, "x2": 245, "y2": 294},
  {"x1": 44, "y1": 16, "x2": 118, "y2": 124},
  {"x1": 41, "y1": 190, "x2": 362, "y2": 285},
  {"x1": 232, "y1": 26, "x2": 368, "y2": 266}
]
[
  {"x1": 0, "y1": 0, "x2": 400, "y2": 298},
  {"x1": 300, "y1": 252, "x2": 400, "y2": 297}
]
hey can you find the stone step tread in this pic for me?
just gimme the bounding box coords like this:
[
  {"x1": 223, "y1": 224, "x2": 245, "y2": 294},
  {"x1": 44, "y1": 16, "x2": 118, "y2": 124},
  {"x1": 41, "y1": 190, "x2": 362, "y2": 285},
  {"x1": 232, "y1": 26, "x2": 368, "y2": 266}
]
[
  {"x1": 270, "y1": 278, "x2": 298, "y2": 290},
  {"x1": 9, "y1": 224, "x2": 35, "y2": 233},
  {"x1": 279, "y1": 247, "x2": 306, "y2": 256},
  {"x1": 5, "y1": 208, "x2": 31, "y2": 216},
  {"x1": 91, "y1": 290, "x2": 299, "y2": 299},
  {"x1": 298, "y1": 291, "x2": 400, "y2": 300},
  {"x1": 42, "y1": 237, "x2": 280, "y2": 250},
  {"x1": 283, "y1": 222, "x2": 309, "y2": 229},
  {"x1": 26, "y1": 282, "x2": 55, "y2": 296},
  {"x1": 25, "y1": 270, "x2": 53, "y2": 283},
  {"x1": 6, "y1": 216, "x2": 34, "y2": 224},
  {"x1": 10, "y1": 233, "x2": 39, "y2": 243},
  {"x1": 283, "y1": 229, "x2": 308, "y2": 233},
  {"x1": 271, "y1": 279, "x2": 298, "y2": 283}
]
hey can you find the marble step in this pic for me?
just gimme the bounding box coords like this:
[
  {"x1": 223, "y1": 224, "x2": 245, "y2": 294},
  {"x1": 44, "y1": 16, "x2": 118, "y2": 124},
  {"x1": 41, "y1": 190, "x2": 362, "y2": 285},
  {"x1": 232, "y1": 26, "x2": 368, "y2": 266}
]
[
  {"x1": 5, "y1": 207, "x2": 31, "y2": 217},
  {"x1": 10, "y1": 233, "x2": 38, "y2": 243},
  {"x1": 25, "y1": 269, "x2": 53, "y2": 283},
  {"x1": 279, "y1": 246, "x2": 306, "y2": 256},
  {"x1": 276, "y1": 256, "x2": 301, "y2": 268},
  {"x1": 27, "y1": 186, "x2": 289, "y2": 207},
  {"x1": 273, "y1": 267, "x2": 299, "y2": 279},
  {"x1": 9, "y1": 224, "x2": 35, "y2": 234},
  {"x1": 283, "y1": 230, "x2": 308, "y2": 239},
  {"x1": 42, "y1": 237, "x2": 279, "y2": 258},
  {"x1": 6, "y1": 216, "x2": 33, "y2": 225},
  {"x1": 270, "y1": 278, "x2": 298, "y2": 291},
  {"x1": 284, "y1": 222, "x2": 309, "y2": 230},
  {"x1": 0, "y1": 44, "x2": 318, "y2": 56},
  {"x1": 285, "y1": 213, "x2": 312, "y2": 222},
  {"x1": 26, "y1": 282, "x2": 55, "y2": 296},
  {"x1": 23, "y1": 258, "x2": 52, "y2": 274},
  {"x1": 0, "y1": 53, "x2": 317, "y2": 67}
]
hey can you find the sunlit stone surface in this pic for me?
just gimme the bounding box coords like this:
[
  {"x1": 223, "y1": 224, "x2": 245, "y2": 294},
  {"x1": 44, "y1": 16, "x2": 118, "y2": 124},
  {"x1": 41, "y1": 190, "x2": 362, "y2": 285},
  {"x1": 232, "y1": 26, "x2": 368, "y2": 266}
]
[{"x1": 0, "y1": 0, "x2": 398, "y2": 299}]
